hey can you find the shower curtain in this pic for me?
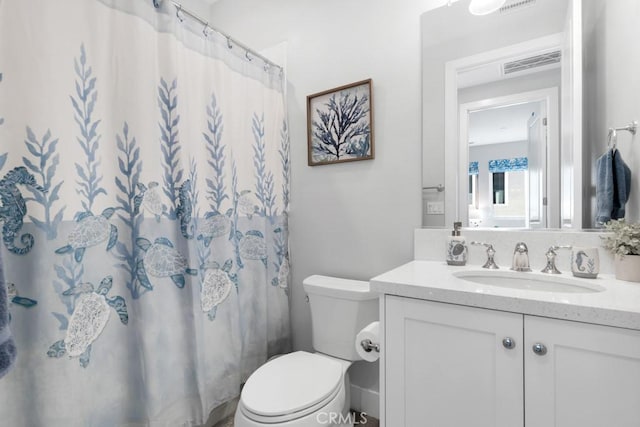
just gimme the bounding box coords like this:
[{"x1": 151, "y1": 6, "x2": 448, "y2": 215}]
[{"x1": 0, "y1": 0, "x2": 290, "y2": 425}]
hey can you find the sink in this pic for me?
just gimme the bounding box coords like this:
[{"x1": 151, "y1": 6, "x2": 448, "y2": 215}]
[{"x1": 453, "y1": 270, "x2": 606, "y2": 293}]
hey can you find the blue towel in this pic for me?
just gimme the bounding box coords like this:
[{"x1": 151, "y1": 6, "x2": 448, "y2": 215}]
[
  {"x1": 612, "y1": 149, "x2": 632, "y2": 220},
  {"x1": 0, "y1": 249, "x2": 17, "y2": 378},
  {"x1": 595, "y1": 148, "x2": 631, "y2": 227}
]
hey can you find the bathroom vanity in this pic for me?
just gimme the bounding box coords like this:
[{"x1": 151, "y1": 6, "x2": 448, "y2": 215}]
[{"x1": 372, "y1": 230, "x2": 640, "y2": 427}]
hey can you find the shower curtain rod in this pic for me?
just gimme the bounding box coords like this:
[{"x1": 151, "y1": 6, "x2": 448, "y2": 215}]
[{"x1": 154, "y1": 0, "x2": 283, "y2": 72}]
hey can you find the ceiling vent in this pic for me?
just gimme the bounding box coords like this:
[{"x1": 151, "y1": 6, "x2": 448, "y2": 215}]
[
  {"x1": 503, "y1": 50, "x2": 561, "y2": 75},
  {"x1": 499, "y1": 0, "x2": 537, "y2": 14}
]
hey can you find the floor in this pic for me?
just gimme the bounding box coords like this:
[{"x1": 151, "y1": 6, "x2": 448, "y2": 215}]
[
  {"x1": 213, "y1": 412, "x2": 379, "y2": 426},
  {"x1": 356, "y1": 412, "x2": 380, "y2": 427},
  {"x1": 213, "y1": 416, "x2": 234, "y2": 427}
]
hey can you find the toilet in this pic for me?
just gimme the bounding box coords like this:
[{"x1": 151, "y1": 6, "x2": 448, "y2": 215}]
[{"x1": 234, "y1": 275, "x2": 379, "y2": 427}]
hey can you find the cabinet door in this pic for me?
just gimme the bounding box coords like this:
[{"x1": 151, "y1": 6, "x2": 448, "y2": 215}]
[
  {"x1": 385, "y1": 296, "x2": 523, "y2": 427},
  {"x1": 525, "y1": 316, "x2": 640, "y2": 427}
]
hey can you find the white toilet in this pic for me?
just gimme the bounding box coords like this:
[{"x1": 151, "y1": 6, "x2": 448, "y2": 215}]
[{"x1": 234, "y1": 275, "x2": 379, "y2": 427}]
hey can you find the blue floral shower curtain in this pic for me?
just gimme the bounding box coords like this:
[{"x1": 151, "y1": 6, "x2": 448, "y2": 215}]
[{"x1": 0, "y1": 0, "x2": 290, "y2": 425}]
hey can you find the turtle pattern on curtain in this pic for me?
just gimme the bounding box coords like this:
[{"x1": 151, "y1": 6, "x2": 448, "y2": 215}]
[{"x1": 0, "y1": 0, "x2": 290, "y2": 425}]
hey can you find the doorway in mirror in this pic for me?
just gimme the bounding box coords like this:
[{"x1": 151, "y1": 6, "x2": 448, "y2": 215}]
[
  {"x1": 462, "y1": 88, "x2": 559, "y2": 228},
  {"x1": 461, "y1": 97, "x2": 558, "y2": 228}
]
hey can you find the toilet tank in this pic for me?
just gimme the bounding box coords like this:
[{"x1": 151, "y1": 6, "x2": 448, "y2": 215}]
[{"x1": 303, "y1": 275, "x2": 379, "y2": 361}]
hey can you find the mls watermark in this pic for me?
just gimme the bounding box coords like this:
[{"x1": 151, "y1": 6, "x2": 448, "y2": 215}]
[{"x1": 316, "y1": 411, "x2": 368, "y2": 425}]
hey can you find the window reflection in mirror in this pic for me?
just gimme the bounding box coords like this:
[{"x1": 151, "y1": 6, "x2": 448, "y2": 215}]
[
  {"x1": 468, "y1": 161, "x2": 478, "y2": 209},
  {"x1": 492, "y1": 172, "x2": 506, "y2": 205}
]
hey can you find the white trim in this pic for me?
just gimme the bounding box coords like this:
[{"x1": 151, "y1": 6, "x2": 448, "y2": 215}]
[
  {"x1": 444, "y1": 33, "x2": 566, "y2": 228},
  {"x1": 350, "y1": 384, "x2": 380, "y2": 421},
  {"x1": 378, "y1": 295, "x2": 385, "y2": 426},
  {"x1": 562, "y1": 0, "x2": 582, "y2": 228},
  {"x1": 572, "y1": 0, "x2": 583, "y2": 228}
]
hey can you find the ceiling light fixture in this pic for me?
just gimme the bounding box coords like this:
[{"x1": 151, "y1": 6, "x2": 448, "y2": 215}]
[{"x1": 468, "y1": 0, "x2": 507, "y2": 15}]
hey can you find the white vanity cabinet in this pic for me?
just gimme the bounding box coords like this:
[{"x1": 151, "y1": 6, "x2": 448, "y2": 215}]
[
  {"x1": 384, "y1": 295, "x2": 640, "y2": 427},
  {"x1": 385, "y1": 296, "x2": 524, "y2": 427},
  {"x1": 525, "y1": 315, "x2": 640, "y2": 426}
]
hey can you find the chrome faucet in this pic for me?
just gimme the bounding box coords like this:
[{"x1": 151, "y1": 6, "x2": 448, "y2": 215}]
[
  {"x1": 470, "y1": 241, "x2": 499, "y2": 269},
  {"x1": 511, "y1": 242, "x2": 531, "y2": 272},
  {"x1": 541, "y1": 245, "x2": 572, "y2": 274}
]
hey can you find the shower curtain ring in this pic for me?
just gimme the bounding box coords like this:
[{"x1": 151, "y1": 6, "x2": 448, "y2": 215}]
[
  {"x1": 245, "y1": 51, "x2": 252, "y2": 61},
  {"x1": 176, "y1": 5, "x2": 184, "y2": 22},
  {"x1": 202, "y1": 23, "x2": 210, "y2": 37},
  {"x1": 227, "y1": 37, "x2": 233, "y2": 49},
  {"x1": 152, "y1": 0, "x2": 161, "y2": 8}
]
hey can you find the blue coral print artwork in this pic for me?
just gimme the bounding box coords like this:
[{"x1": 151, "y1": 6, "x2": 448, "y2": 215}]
[{"x1": 308, "y1": 79, "x2": 374, "y2": 165}]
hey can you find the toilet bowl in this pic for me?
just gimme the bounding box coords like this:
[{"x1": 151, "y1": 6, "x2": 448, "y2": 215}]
[
  {"x1": 234, "y1": 275, "x2": 379, "y2": 427},
  {"x1": 234, "y1": 351, "x2": 352, "y2": 427}
]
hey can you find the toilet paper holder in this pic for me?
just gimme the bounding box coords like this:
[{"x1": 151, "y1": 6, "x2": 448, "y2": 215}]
[{"x1": 360, "y1": 339, "x2": 380, "y2": 353}]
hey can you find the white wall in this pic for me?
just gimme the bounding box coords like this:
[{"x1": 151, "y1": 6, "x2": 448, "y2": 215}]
[
  {"x1": 458, "y1": 69, "x2": 561, "y2": 106},
  {"x1": 583, "y1": 0, "x2": 640, "y2": 227},
  {"x1": 208, "y1": 0, "x2": 426, "y2": 397},
  {"x1": 176, "y1": 0, "x2": 213, "y2": 19}
]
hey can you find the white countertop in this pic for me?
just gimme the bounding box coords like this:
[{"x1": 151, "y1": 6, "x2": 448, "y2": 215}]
[{"x1": 370, "y1": 260, "x2": 640, "y2": 330}]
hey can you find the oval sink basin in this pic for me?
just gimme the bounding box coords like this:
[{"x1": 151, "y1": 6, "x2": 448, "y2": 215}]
[{"x1": 453, "y1": 270, "x2": 605, "y2": 293}]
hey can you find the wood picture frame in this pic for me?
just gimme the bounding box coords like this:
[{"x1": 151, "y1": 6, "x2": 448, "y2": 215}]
[{"x1": 306, "y1": 79, "x2": 374, "y2": 166}]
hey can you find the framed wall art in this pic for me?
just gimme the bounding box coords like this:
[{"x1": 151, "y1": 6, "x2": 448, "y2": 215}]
[{"x1": 306, "y1": 79, "x2": 374, "y2": 166}]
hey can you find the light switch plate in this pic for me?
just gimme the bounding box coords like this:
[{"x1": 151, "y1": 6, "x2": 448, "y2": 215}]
[{"x1": 426, "y1": 201, "x2": 444, "y2": 215}]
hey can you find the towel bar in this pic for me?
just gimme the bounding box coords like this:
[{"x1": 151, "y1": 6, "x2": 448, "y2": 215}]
[
  {"x1": 608, "y1": 120, "x2": 637, "y2": 149},
  {"x1": 423, "y1": 185, "x2": 445, "y2": 192}
]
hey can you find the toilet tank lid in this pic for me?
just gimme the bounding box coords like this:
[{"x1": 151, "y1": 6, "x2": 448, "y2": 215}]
[{"x1": 303, "y1": 275, "x2": 378, "y2": 301}]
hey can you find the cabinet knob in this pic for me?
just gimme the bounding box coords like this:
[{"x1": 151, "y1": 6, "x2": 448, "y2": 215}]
[
  {"x1": 502, "y1": 337, "x2": 516, "y2": 349},
  {"x1": 532, "y1": 343, "x2": 547, "y2": 356}
]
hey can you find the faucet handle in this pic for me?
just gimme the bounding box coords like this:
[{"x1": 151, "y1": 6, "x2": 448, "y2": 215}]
[
  {"x1": 514, "y1": 241, "x2": 529, "y2": 253},
  {"x1": 470, "y1": 241, "x2": 499, "y2": 269},
  {"x1": 541, "y1": 245, "x2": 572, "y2": 274}
]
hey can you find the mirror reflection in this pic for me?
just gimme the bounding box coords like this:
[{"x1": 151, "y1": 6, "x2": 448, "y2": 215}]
[
  {"x1": 467, "y1": 100, "x2": 547, "y2": 228},
  {"x1": 421, "y1": 0, "x2": 572, "y2": 229},
  {"x1": 459, "y1": 69, "x2": 562, "y2": 227},
  {"x1": 420, "y1": 0, "x2": 634, "y2": 230}
]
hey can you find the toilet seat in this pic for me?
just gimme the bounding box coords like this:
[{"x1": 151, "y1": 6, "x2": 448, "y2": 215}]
[{"x1": 240, "y1": 351, "x2": 345, "y2": 423}]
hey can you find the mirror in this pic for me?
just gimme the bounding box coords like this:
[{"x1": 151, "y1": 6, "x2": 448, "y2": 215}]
[{"x1": 420, "y1": 0, "x2": 628, "y2": 229}]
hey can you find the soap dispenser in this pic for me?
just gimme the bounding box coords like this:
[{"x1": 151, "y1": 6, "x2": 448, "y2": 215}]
[{"x1": 446, "y1": 222, "x2": 467, "y2": 266}]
